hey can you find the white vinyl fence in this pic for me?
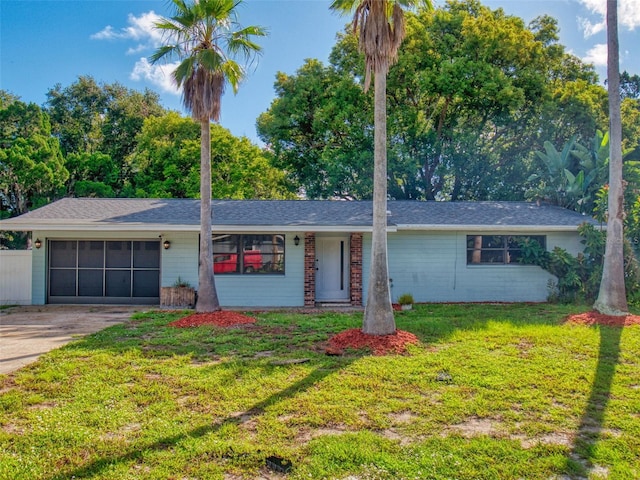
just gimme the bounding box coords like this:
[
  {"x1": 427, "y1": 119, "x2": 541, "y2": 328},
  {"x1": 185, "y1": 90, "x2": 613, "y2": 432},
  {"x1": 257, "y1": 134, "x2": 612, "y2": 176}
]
[{"x1": 0, "y1": 250, "x2": 32, "y2": 305}]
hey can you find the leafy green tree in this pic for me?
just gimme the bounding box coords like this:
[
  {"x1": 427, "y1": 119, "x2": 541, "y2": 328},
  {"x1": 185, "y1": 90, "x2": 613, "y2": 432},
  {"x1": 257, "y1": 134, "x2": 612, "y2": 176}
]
[
  {"x1": 331, "y1": 0, "x2": 433, "y2": 336},
  {"x1": 45, "y1": 76, "x2": 165, "y2": 195},
  {"x1": 46, "y1": 76, "x2": 108, "y2": 155},
  {"x1": 618, "y1": 71, "x2": 640, "y2": 100},
  {"x1": 0, "y1": 96, "x2": 68, "y2": 248},
  {"x1": 259, "y1": 1, "x2": 607, "y2": 203},
  {"x1": 258, "y1": 56, "x2": 374, "y2": 199},
  {"x1": 0, "y1": 97, "x2": 68, "y2": 217},
  {"x1": 127, "y1": 112, "x2": 293, "y2": 199},
  {"x1": 526, "y1": 136, "x2": 595, "y2": 212},
  {"x1": 151, "y1": 0, "x2": 266, "y2": 313},
  {"x1": 65, "y1": 152, "x2": 119, "y2": 198}
]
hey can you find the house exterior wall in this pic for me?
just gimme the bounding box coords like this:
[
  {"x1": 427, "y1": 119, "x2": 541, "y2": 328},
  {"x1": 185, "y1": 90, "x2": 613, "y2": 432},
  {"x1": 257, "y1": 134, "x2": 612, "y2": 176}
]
[
  {"x1": 161, "y1": 232, "x2": 199, "y2": 289},
  {"x1": 30, "y1": 230, "x2": 305, "y2": 307},
  {"x1": 362, "y1": 230, "x2": 584, "y2": 304},
  {"x1": 213, "y1": 233, "x2": 305, "y2": 307},
  {"x1": 0, "y1": 250, "x2": 32, "y2": 305},
  {"x1": 25, "y1": 227, "x2": 585, "y2": 306}
]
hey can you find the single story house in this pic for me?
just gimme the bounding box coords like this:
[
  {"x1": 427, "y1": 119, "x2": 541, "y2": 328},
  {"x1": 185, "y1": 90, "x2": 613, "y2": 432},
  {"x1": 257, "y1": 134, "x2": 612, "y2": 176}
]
[{"x1": 0, "y1": 198, "x2": 597, "y2": 307}]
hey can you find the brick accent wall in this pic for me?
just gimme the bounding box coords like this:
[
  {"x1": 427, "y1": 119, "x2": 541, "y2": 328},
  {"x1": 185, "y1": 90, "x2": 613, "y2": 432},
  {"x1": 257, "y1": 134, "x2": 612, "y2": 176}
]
[
  {"x1": 304, "y1": 233, "x2": 316, "y2": 307},
  {"x1": 350, "y1": 233, "x2": 363, "y2": 306}
]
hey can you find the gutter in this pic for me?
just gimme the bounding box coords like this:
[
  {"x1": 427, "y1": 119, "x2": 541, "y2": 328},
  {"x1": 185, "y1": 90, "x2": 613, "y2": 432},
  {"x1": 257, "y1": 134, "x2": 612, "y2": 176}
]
[{"x1": 0, "y1": 222, "x2": 394, "y2": 234}]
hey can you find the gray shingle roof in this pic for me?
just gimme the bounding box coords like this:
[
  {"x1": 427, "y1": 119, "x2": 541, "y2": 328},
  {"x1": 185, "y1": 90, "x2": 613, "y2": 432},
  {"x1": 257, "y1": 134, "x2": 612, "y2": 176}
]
[{"x1": 0, "y1": 198, "x2": 596, "y2": 231}]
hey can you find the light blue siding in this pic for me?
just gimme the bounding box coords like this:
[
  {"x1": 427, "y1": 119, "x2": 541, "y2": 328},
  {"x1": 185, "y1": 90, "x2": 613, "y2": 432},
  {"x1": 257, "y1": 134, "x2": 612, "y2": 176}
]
[
  {"x1": 26, "y1": 227, "x2": 585, "y2": 307},
  {"x1": 363, "y1": 230, "x2": 582, "y2": 304},
  {"x1": 161, "y1": 232, "x2": 199, "y2": 288},
  {"x1": 213, "y1": 234, "x2": 304, "y2": 307},
  {"x1": 161, "y1": 232, "x2": 304, "y2": 306},
  {"x1": 31, "y1": 231, "x2": 46, "y2": 305}
]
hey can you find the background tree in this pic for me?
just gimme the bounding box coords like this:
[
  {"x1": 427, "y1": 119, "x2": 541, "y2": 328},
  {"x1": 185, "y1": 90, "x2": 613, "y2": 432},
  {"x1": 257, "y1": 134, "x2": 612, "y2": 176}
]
[
  {"x1": 45, "y1": 76, "x2": 165, "y2": 196},
  {"x1": 594, "y1": 0, "x2": 628, "y2": 315},
  {"x1": 0, "y1": 97, "x2": 68, "y2": 217},
  {"x1": 260, "y1": 1, "x2": 608, "y2": 203},
  {"x1": 257, "y1": 55, "x2": 374, "y2": 199},
  {"x1": 127, "y1": 112, "x2": 293, "y2": 199},
  {"x1": 331, "y1": 0, "x2": 433, "y2": 336},
  {"x1": 0, "y1": 96, "x2": 68, "y2": 248},
  {"x1": 151, "y1": 0, "x2": 266, "y2": 313}
]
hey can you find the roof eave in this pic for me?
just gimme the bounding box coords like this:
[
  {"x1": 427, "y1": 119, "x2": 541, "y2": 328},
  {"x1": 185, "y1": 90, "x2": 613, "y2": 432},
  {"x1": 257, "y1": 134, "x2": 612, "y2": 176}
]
[
  {"x1": 395, "y1": 224, "x2": 591, "y2": 232},
  {"x1": 0, "y1": 222, "x2": 387, "y2": 233}
]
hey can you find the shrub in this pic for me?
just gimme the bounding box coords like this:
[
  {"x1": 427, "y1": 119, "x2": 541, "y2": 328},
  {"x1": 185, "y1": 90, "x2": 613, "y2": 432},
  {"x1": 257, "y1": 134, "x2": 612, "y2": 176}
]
[
  {"x1": 518, "y1": 223, "x2": 640, "y2": 303},
  {"x1": 397, "y1": 293, "x2": 414, "y2": 306}
]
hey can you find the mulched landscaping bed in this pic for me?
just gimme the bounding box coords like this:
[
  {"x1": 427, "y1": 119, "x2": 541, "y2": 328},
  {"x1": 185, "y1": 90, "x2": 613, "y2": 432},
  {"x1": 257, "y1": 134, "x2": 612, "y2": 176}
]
[
  {"x1": 169, "y1": 311, "x2": 257, "y2": 328},
  {"x1": 326, "y1": 328, "x2": 420, "y2": 356},
  {"x1": 566, "y1": 311, "x2": 640, "y2": 326}
]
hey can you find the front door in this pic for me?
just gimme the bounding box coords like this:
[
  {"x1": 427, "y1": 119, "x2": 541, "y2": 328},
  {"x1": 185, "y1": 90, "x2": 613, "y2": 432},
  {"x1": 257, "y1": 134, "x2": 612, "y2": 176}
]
[{"x1": 315, "y1": 236, "x2": 349, "y2": 302}]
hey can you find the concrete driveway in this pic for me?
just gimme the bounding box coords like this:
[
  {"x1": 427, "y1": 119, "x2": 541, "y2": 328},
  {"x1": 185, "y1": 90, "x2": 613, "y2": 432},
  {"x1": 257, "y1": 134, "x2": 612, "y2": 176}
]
[{"x1": 0, "y1": 305, "x2": 142, "y2": 374}]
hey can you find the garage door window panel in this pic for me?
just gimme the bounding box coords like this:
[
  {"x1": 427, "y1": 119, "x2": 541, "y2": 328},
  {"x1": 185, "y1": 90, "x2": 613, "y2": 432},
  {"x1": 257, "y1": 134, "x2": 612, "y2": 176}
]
[
  {"x1": 50, "y1": 269, "x2": 76, "y2": 296},
  {"x1": 107, "y1": 241, "x2": 132, "y2": 268},
  {"x1": 78, "y1": 270, "x2": 104, "y2": 296},
  {"x1": 134, "y1": 241, "x2": 160, "y2": 268},
  {"x1": 50, "y1": 241, "x2": 77, "y2": 268},
  {"x1": 106, "y1": 270, "x2": 131, "y2": 297},
  {"x1": 79, "y1": 241, "x2": 104, "y2": 268},
  {"x1": 134, "y1": 270, "x2": 160, "y2": 297}
]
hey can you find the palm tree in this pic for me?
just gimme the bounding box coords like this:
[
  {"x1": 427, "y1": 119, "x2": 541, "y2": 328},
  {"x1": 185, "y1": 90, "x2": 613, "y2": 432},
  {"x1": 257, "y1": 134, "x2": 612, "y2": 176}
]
[
  {"x1": 594, "y1": 0, "x2": 628, "y2": 315},
  {"x1": 151, "y1": 0, "x2": 266, "y2": 312},
  {"x1": 330, "y1": 0, "x2": 432, "y2": 334}
]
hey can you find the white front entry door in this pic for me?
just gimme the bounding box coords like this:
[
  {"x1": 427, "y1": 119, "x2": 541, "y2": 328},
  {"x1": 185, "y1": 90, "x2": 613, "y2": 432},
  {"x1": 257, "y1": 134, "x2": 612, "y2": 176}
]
[{"x1": 315, "y1": 236, "x2": 349, "y2": 301}]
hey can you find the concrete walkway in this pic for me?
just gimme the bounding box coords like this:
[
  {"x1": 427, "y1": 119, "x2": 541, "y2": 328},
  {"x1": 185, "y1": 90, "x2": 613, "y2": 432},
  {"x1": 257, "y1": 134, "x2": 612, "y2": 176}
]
[{"x1": 0, "y1": 305, "x2": 142, "y2": 374}]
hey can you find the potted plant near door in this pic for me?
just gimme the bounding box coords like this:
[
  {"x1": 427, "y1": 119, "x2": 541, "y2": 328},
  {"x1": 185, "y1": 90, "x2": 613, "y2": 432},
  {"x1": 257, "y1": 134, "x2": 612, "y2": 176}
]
[
  {"x1": 397, "y1": 293, "x2": 414, "y2": 311},
  {"x1": 161, "y1": 277, "x2": 196, "y2": 308}
]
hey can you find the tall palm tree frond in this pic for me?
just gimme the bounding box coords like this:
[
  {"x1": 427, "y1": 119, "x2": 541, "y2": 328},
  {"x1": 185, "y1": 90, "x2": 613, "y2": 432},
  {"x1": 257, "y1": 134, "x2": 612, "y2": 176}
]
[{"x1": 150, "y1": 0, "x2": 265, "y2": 312}]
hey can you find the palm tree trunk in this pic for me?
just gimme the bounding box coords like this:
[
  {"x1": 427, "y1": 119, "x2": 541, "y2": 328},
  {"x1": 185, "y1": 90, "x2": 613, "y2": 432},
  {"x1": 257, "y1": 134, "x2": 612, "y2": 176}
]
[
  {"x1": 594, "y1": 0, "x2": 628, "y2": 315},
  {"x1": 363, "y1": 70, "x2": 396, "y2": 335},
  {"x1": 196, "y1": 119, "x2": 221, "y2": 312}
]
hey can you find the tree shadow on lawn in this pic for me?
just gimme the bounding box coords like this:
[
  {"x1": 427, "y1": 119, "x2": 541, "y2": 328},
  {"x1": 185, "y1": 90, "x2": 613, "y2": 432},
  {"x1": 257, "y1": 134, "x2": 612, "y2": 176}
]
[
  {"x1": 567, "y1": 325, "x2": 623, "y2": 477},
  {"x1": 47, "y1": 361, "x2": 348, "y2": 480},
  {"x1": 37, "y1": 305, "x2": 628, "y2": 478}
]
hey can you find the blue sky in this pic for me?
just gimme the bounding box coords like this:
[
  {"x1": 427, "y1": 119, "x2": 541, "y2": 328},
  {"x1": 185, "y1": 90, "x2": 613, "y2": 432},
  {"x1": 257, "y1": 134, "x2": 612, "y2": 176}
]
[{"x1": 1, "y1": 0, "x2": 639, "y2": 144}]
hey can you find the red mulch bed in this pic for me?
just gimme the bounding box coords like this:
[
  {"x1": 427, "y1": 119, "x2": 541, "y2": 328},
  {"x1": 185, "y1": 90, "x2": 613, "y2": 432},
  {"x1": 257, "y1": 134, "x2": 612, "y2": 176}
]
[
  {"x1": 169, "y1": 311, "x2": 257, "y2": 328},
  {"x1": 326, "y1": 328, "x2": 420, "y2": 356},
  {"x1": 566, "y1": 311, "x2": 640, "y2": 327}
]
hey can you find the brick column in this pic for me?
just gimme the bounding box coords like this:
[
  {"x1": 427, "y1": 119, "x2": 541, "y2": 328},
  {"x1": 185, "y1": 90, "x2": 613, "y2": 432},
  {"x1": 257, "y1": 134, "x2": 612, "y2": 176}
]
[
  {"x1": 304, "y1": 233, "x2": 316, "y2": 307},
  {"x1": 350, "y1": 233, "x2": 363, "y2": 306}
]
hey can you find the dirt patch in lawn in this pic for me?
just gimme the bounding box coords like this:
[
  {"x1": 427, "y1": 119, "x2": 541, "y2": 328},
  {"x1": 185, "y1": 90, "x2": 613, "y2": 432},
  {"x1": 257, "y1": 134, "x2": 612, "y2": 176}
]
[
  {"x1": 566, "y1": 311, "x2": 640, "y2": 326},
  {"x1": 169, "y1": 311, "x2": 257, "y2": 328},
  {"x1": 326, "y1": 328, "x2": 420, "y2": 356}
]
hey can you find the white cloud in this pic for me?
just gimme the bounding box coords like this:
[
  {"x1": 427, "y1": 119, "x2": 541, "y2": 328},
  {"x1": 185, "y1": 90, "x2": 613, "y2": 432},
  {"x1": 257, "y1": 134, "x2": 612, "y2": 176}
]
[
  {"x1": 91, "y1": 11, "x2": 165, "y2": 53},
  {"x1": 94, "y1": 11, "x2": 181, "y2": 93},
  {"x1": 583, "y1": 43, "x2": 608, "y2": 66},
  {"x1": 577, "y1": 0, "x2": 640, "y2": 37},
  {"x1": 130, "y1": 58, "x2": 180, "y2": 95},
  {"x1": 578, "y1": 16, "x2": 605, "y2": 37}
]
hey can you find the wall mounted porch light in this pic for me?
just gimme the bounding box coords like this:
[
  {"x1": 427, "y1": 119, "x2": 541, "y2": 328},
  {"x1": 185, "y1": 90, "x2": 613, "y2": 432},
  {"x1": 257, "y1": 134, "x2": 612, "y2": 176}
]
[
  {"x1": 294, "y1": 235, "x2": 300, "y2": 246},
  {"x1": 34, "y1": 238, "x2": 42, "y2": 249},
  {"x1": 163, "y1": 240, "x2": 171, "y2": 250}
]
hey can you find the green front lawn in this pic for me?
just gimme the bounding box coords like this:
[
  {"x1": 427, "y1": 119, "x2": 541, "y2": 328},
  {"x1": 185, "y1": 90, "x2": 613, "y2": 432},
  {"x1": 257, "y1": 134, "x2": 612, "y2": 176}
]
[{"x1": 1, "y1": 304, "x2": 639, "y2": 479}]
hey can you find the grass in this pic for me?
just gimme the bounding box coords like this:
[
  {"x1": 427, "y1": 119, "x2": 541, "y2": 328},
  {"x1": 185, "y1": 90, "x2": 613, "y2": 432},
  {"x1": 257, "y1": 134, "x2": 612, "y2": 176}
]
[{"x1": 1, "y1": 303, "x2": 639, "y2": 479}]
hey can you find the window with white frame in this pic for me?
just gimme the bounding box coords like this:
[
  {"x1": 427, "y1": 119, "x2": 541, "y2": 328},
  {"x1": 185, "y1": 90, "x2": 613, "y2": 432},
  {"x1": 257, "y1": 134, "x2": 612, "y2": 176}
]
[
  {"x1": 212, "y1": 234, "x2": 285, "y2": 274},
  {"x1": 466, "y1": 235, "x2": 546, "y2": 265}
]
